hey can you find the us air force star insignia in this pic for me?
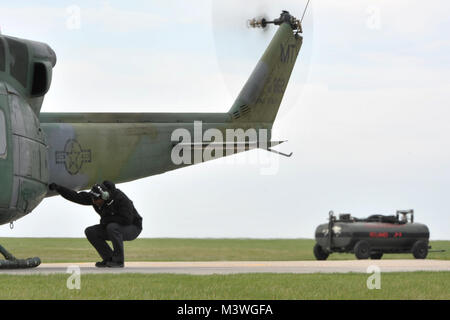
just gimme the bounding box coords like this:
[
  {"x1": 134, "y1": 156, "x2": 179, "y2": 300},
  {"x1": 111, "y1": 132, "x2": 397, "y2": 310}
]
[{"x1": 55, "y1": 139, "x2": 92, "y2": 175}]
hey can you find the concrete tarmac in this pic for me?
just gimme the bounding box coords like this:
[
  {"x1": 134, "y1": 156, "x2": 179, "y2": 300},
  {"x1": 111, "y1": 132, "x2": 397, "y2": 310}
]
[{"x1": 0, "y1": 259, "x2": 449, "y2": 275}]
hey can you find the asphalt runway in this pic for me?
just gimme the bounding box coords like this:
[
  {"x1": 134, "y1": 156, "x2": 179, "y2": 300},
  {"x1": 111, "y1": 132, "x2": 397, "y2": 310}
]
[{"x1": 1, "y1": 259, "x2": 449, "y2": 275}]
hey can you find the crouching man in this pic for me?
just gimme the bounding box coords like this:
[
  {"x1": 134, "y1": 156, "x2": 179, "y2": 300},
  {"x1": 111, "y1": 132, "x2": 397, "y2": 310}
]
[{"x1": 49, "y1": 181, "x2": 143, "y2": 268}]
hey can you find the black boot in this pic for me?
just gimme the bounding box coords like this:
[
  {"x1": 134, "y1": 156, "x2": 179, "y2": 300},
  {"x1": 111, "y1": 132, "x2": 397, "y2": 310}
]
[
  {"x1": 95, "y1": 259, "x2": 111, "y2": 268},
  {"x1": 106, "y1": 260, "x2": 124, "y2": 268}
]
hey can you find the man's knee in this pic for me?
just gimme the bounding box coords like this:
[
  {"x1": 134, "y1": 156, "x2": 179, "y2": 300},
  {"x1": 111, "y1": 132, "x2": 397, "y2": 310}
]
[{"x1": 85, "y1": 226, "x2": 96, "y2": 239}]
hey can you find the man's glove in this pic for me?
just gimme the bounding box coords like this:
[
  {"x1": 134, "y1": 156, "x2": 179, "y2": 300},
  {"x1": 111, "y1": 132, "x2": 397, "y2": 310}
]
[{"x1": 48, "y1": 183, "x2": 59, "y2": 191}]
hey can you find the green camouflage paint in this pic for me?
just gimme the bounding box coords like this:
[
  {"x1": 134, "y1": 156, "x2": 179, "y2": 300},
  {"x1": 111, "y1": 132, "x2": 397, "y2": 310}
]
[{"x1": 0, "y1": 11, "x2": 303, "y2": 225}]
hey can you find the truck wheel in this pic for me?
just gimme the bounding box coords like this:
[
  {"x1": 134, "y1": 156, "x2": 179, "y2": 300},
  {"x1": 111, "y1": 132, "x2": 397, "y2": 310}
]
[
  {"x1": 370, "y1": 253, "x2": 383, "y2": 260},
  {"x1": 354, "y1": 240, "x2": 370, "y2": 259},
  {"x1": 412, "y1": 240, "x2": 428, "y2": 259},
  {"x1": 313, "y1": 243, "x2": 329, "y2": 260}
]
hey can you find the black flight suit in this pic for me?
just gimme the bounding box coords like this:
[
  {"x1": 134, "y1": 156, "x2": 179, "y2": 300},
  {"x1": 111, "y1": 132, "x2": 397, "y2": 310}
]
[{"x1": 53, "y1": 182, "x2": 143, "y2": 264}]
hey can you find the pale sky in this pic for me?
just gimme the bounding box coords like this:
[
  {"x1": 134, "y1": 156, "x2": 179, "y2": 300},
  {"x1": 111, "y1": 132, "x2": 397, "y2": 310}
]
[{"x1": 0, "y1": 0, "x2": 449, "y2": 239}]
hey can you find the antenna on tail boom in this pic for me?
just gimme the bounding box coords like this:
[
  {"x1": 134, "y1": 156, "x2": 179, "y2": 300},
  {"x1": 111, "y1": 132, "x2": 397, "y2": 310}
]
[{"x1": 301, "y1": 0, "x2": 311, "y2": 23}]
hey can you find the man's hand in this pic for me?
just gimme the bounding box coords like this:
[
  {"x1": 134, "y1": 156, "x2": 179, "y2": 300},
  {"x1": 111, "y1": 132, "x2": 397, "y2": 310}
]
[{"x1": 48, "y1": 183, "x2": 59, "y2": 191}]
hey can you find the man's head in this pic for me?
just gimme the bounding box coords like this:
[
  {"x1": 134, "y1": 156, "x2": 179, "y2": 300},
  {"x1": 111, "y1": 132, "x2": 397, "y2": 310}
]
[{"x1": 90, "y1": 183, "x2": 110, "y2": 206}]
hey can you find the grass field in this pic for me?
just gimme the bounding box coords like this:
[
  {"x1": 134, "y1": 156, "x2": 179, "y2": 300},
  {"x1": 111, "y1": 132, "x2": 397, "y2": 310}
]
[
  {"x1": 0, "y1": 238, "x2": 449, "y2": 262},
  {"x1": 0, "y1": 272, "x2": 448, "y2": 300},
  {"x1": 0, "y1": 238, "x2": 448, "y2": 300}
]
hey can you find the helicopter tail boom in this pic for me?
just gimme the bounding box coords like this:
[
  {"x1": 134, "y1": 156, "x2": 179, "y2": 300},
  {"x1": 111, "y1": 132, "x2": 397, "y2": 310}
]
[{"x1": 228, "y1": 12, "x2": 303, "y2": 125}]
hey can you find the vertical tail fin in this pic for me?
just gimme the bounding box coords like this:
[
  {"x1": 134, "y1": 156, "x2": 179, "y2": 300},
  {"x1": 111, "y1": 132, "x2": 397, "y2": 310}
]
[{"x1": 228, "y1": 18, "x2": 303, "y2": 124}]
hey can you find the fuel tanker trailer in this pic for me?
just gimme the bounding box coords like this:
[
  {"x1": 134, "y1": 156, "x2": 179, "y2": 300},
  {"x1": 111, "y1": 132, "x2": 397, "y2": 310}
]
[{"x1": 313, "y1": 210, "x2": 430, "y2": 260}]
